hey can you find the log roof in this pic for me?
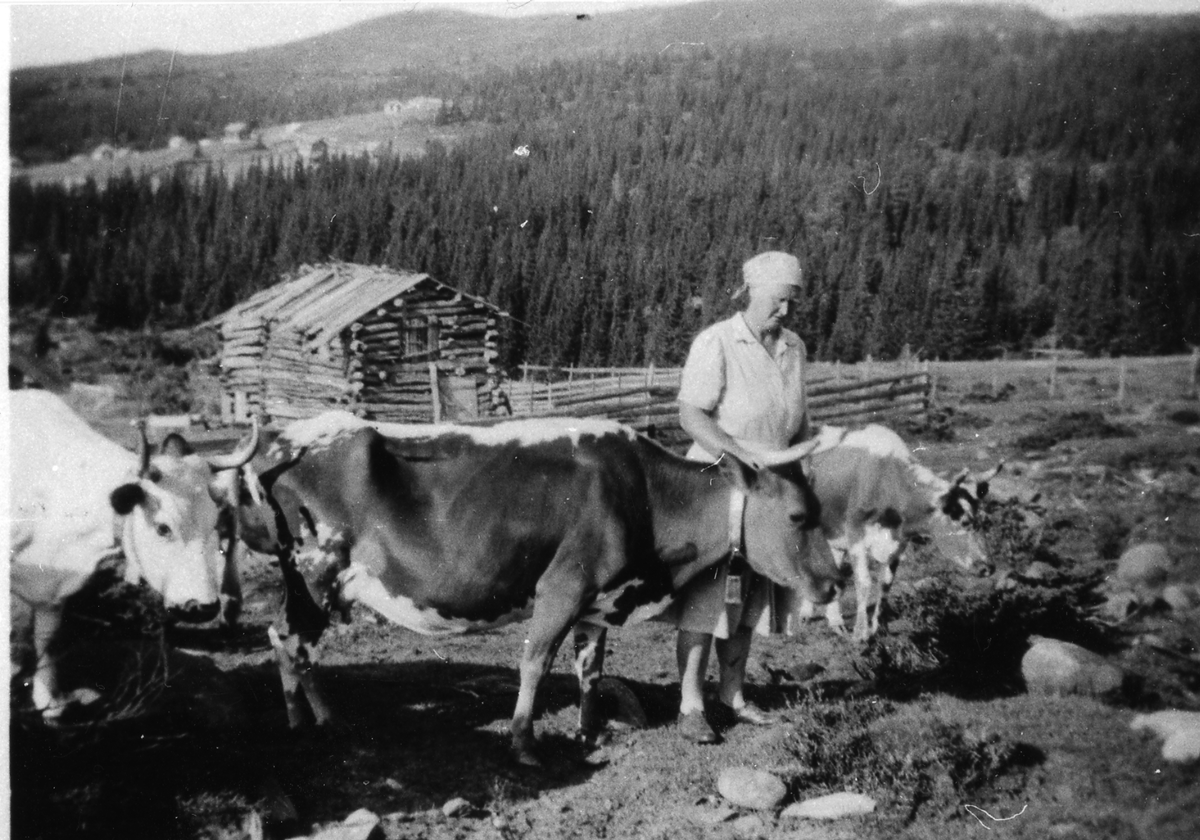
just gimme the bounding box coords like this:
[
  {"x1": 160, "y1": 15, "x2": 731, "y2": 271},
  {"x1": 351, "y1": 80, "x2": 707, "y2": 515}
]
[{"x1": 215, "y1": 261, "x2": 506, "y2": 347}]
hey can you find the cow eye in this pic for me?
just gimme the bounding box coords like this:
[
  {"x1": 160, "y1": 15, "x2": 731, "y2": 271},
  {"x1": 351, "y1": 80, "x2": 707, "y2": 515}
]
[{"x1": 156, "y1": 523, "x2": 173, "y2": 538}]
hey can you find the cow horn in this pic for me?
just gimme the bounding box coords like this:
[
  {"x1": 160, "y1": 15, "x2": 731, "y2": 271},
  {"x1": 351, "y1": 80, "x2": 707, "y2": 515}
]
[
  {"x1": 754, "y1": 427, "x2": 848, "y2": 467},
  {"x1": 134, "y1": 418, "x2": 152, "y2": 477},
  {"x1": 951, "y1": 467, "x2": 971, "y2": 486},
  {"x1": 207, "y1": 416, "x2": 260, "y2": 472},
  {"x1": 974, "y1": 462, "x2": 1005, "y2": 483}
]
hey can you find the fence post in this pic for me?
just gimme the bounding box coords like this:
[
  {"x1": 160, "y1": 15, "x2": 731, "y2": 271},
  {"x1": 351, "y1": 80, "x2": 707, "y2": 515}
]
[
  {"x1": 1117, "y1": 356, "x2": 1127, "y2": 405},
  {"x1": 547, "y1": 372, "x2": 554, "y2": 410},
  {"x1": 925, "y1": 360, "x2": 937, "y2": 406},
  {"x1": 429, "y1": 361, "x2": 441, "y2": 423},
  {"x1": 834, "y1": 360, "x2": 842, "y2": 383},
  {"x1": 1048, "y1": 354, "x2": 1058, "y2": 398}
]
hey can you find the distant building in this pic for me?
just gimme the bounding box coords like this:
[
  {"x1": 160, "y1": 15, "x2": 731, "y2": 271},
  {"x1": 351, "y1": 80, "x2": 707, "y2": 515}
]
[
  {"x1": 306, "y1": 138, "x2": 330, "y2": 164},
  {"x1": 383, "y1": 99, "x2": 404, "y2": 115},
  {"x1": 223, "y1": 122, "x2": 249, "y2": 142},
  {"x1": 90, "y1": 143, "x2": 115, "y2": 161},
  {"x1": 167, "y1": 135, "x2": 190, "y2": 150}
]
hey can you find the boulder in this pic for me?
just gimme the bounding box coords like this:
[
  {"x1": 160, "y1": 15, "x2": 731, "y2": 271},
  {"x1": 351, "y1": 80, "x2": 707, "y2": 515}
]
[
  {"x1": 1021, "y1": 561, "x2": 1057, "y2": 582},
  {"x1": 1021, "y1": 636, "x2": 1124, "y2": 697},
  {"x1": 308, "y1": 809, "x2": 380, "y2": 840},
  {"x1": 780, "y1": 792, "x2": 876, "y2": 820},
  {"x1": 1099, "y1": 590, "x2": 1141, "y2": 622},
  {"x1": 987, "y1": 476, "x2": 1042, "y2": 505},
  {"x1": 1161, "y1": 583, "x2": 1199, "y2": 612},
  {"x1": 716, "y1": 767, "x2": 788, "y2": 811},
  {"x1": 1130, "y1": 711, "x2": 1200, "y2": 764},
  {"x1": 1117, "y1": 543, "x2": 1172, "y2": 588},
  {"x1": 731, "y1": 814, "x2": 769, "y2": 838},
  {"x1": 441, "y1": 798, "x2": 473, "y2": 818}
]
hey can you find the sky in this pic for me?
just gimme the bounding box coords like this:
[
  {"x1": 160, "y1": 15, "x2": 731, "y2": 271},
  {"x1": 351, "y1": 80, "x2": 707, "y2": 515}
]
[{"x1": 6, "y1": 0, "x2": 1200, "y2": 70}]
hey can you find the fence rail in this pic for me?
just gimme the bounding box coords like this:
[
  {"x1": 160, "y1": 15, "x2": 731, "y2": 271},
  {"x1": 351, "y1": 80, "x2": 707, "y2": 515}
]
[{"x1": 506, "y1": 361, "x2": 932, "y2": 446}]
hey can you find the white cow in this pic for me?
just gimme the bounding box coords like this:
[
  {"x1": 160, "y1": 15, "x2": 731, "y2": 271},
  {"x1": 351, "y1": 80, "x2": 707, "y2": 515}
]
[
  {"x1": 798, "y1": 424, "x2": 999, "y2": 642},
  {"x1": 8, "y1": 390, "x2": 258, "y2": 718}
]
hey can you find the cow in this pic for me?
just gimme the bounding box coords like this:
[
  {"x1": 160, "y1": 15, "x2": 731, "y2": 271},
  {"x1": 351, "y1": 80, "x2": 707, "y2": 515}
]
[
  {"x1": 8, "y1": 390, "x2": 259, "y2": 719},
  {"x1": 232, "y1": 411, "x2": 844, "y2": 766},
  {"x1": 785, "y1": 424, "x2": 999, "y2": 642}
]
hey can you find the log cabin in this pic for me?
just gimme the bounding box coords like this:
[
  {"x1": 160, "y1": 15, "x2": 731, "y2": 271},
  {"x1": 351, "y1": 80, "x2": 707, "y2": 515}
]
[{"x1": 214, "y1": 261, "x2": 513, "y2": 425}]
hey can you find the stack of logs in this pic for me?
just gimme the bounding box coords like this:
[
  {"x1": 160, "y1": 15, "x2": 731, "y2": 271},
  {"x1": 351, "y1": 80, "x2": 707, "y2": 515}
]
[
  {"x1": 349, "y1": 285, "x2": 504, "y2": 423},
  {"x1": 219, "y1": 320, "x2": 358, "y2": 424}
]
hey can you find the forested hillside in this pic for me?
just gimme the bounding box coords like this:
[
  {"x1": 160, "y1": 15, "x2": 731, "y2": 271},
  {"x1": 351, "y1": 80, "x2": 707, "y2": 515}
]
[{"x1": 10, "y1": 21, "x2": 1200, "y2": 365}]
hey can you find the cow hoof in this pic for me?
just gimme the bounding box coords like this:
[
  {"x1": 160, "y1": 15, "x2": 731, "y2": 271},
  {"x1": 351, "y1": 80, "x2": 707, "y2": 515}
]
[
  {"x1": 512, "y1": 746, "x2": 543, "y2": 768},
  {"x1": 575, "y1": 728, "x2": 612, "y2": 750}
]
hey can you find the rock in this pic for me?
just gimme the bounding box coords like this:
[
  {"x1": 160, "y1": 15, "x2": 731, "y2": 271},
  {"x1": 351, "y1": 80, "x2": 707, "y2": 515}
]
[
  {"x1": 731, "y1": 814, "x2": 769, "y2": 838},
  {"x1": 1130, "y1": 711, "x2": 1200, "y2": 763},
  {"x1": 1117, "y1": 543, "x2": 1171, "y2": 587},
  {"x1": 598, "y1": 676, "x2": 648, "y2": 728},
  {"x1": 1099, "y1": 590, "x2": 1141, "y2": 622},
  {"x1": 987, "y1": 475, "x2": 1042, "y2": 505},
  {"x1": 309, "y1": 808, "x2": 381, "y2": 840},
  {"x1": 1021, "y1": 636, "x2": 1124, "y2": 697},
  {"x1": 716, "y1": 767, "x2": 788, "y2": 810},
  {"x1": 781, "y1": 792, "x2": 877, "y2": 820},
  {"x1": 1161, "y1": 583, "x2": 1199, "y2": 612},
  {"x1": 442, "y1": 798, "x2": 473, "y2": 818},
  {"x1": 1022, "y1": 561, "x2": 1056, "y2": 581},
  {"x1": 689, "y1": 805, "x2": 737, "y2": 826}
]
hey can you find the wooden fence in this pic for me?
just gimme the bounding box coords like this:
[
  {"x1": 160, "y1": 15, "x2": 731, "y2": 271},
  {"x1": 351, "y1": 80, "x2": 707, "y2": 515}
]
[{"x1": 506, "y1": 360, "x2": 932, "y2": 447}]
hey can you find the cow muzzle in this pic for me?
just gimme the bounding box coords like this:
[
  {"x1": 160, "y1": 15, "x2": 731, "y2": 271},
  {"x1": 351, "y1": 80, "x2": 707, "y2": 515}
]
[{"x1": 168, "y1": 600, "x2": 222, "y2": 624}]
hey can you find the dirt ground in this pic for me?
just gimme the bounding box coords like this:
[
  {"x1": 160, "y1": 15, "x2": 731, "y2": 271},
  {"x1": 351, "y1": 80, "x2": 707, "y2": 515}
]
[{"x1": 9, "y1": 357, "x2": 1200, "y2": 840}]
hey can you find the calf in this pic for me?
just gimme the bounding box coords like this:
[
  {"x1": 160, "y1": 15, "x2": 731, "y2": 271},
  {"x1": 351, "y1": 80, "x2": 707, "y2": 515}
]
[{"x1": 795, "y1": 424, "x2": 998, "y2": 641}]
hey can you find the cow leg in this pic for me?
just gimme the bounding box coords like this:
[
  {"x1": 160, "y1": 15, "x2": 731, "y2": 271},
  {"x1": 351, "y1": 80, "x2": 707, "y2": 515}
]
[
  {"x1": 823, "y1": 599, "x2": 847, "y2": 635},
  {"x1": 869, "y1": 550, "x2": 903, "y2": 638},
  {"x1": 268, "y1": 626, "x2": 333, "y2": 728},
  {"x1": 30, "y1": 606, "x2": 65, "y2": 718},
  {"x1": 573, "y1": 621, "x2": 608, "y2": 746},
  {"x1": 219, "y1": 534, "x2": 243, "y2": 629},
  {"x1": 850, "y1": 545, "x2": 873, "y2": 643},
  {"x1": 511, "y1": 548, "x2": 597, "y2": 766}
]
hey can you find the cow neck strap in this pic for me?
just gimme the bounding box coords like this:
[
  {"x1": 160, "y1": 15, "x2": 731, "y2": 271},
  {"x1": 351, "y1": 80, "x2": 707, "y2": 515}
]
[{"x1": 728, "y1": 488, "x2": 748, "y2": 574}]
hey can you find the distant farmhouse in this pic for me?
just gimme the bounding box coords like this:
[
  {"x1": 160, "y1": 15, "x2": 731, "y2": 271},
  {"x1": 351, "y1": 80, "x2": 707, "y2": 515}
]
[{"x1": 213, "y1": 262, "x2": 513, "y2": 426}]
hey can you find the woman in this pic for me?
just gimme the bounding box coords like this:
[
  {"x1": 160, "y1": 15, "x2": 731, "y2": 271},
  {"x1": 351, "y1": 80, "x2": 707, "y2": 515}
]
[{"x1": 667, "y1": 250, "x2": 812, "y2": 744}]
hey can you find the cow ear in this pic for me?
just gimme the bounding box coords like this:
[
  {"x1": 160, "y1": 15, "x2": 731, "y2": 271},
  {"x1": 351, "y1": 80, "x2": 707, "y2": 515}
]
[
  {"x1": 209, "y1": 469, "x2": 238, "y2": 505},
  {"x1": 940, "y1": 489, "x2": 966, "y2": 521},
  {"x1": 878, "y1": 507, "x2": 903, "y2": 529},
  {"x1": 160, "y1": 433, "x2": 193, "y2": 458},
  {"x1": 110, "y1": 483, "x2": 146, "y2": 515},
  {"x1": 718, "y1": 451, "x2": 757, "y2": 492}
]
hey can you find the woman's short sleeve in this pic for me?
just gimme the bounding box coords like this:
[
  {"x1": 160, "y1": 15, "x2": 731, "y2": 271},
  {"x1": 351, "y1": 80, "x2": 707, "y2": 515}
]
[{"x1": 678, "y1": 328, "x2": 725, "y2": 412}]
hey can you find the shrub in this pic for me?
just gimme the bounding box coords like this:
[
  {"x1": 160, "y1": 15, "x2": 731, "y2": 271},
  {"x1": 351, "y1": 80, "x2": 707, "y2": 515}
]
[{"x1": 784, "y1": 696, "x2": 1027, "y2": 816}]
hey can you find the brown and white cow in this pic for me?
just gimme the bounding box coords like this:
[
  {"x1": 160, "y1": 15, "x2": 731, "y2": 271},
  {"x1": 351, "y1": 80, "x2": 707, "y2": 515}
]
[
  {"x1": 9, "y1": 390, "x2": 259, "y2": 718},
  {"x1": 234, "y1": 412, "x2": 843, "y2": 765},
  {"x1": 786, "y1": 424, "x2": 998, "y2": 642}
]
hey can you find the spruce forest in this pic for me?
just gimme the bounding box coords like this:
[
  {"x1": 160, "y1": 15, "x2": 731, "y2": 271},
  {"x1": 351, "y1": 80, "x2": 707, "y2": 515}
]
[{"x1": 10, "y1": 21, "x2": 1200, "y2": 367}]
